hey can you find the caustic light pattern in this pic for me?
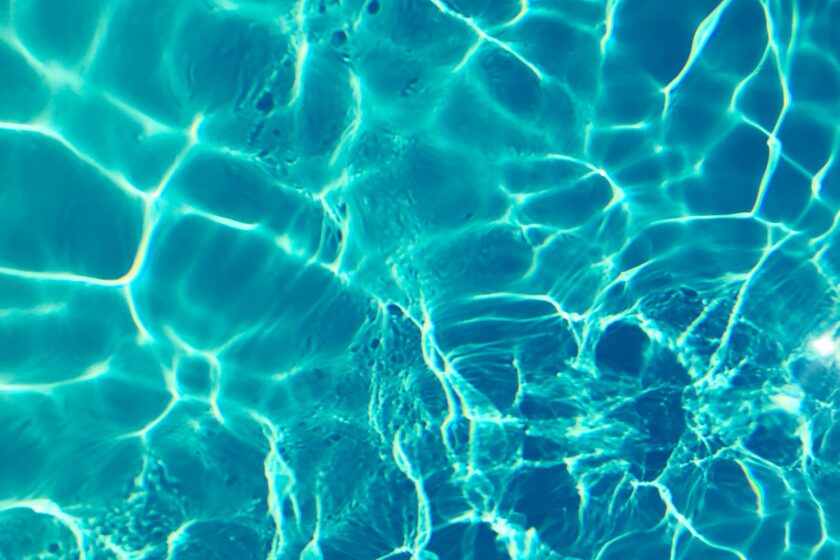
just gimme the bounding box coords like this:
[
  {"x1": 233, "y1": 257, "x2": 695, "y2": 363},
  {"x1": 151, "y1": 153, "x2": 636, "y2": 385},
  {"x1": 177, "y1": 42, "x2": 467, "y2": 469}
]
[{"x1": 1, "y1": 0, "x2": 839, "y2": 559}]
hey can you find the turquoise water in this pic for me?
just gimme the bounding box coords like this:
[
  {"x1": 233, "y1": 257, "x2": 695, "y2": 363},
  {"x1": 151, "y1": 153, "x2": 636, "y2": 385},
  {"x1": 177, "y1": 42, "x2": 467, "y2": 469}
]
[{"x1": 0, "y1": 0, "x2": 839, "y2": 558}]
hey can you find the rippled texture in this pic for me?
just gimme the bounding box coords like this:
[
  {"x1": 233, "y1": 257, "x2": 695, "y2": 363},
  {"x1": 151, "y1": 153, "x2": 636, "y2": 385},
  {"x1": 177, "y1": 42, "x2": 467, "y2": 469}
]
[{"x1": 1, "y1": 0, "x2": 839, "y2": 558}]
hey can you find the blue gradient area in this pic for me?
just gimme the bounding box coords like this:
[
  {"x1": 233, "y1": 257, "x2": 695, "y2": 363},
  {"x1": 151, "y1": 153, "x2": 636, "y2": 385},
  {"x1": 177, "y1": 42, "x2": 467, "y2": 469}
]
[{"x1": 0, "y1": 1, "x2": 839, "y2": 559}]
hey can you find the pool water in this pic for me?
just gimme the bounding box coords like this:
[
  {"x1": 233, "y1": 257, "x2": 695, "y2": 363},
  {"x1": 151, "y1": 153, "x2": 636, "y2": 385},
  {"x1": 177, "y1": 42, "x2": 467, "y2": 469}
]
[{"x1": 0, "y1": 0, "x2": 839, "y2": 558}]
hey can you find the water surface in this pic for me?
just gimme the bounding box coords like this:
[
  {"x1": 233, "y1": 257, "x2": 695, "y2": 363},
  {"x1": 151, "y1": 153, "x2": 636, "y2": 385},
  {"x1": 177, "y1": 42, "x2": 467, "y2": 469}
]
[{"x1": 0, "y1": 0, "x2": 839, "y2": 559}]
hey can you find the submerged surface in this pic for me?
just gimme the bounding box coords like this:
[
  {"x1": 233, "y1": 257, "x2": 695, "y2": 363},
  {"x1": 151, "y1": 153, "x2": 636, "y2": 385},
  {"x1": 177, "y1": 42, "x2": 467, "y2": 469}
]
[{"x1": 1, "y1": 0, "x2": 839, "y2": 558}]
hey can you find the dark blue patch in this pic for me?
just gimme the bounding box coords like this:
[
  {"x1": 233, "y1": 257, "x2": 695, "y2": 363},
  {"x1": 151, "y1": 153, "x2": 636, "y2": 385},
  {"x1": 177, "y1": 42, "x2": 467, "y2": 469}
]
[
  {"x1": 508, "y1": 464, "x2": 580, "y2": 551},
  {"x1": 683, "y1": 125, "x2": 767, "y2": 214},
  {"x1": 596, "y1": 321, "x2": 650, "y2": 377},
  {"x1": 613, "y1": 0, "x2": 722, "y2": 83},
  {"x1": 701, "y1": 0, "x2": 767, "y2": 75},
  {"x1": 173, "y1": 522, "x2": 265, "y2": 560},
  {"x1": 522, "y1": 435, "x2": 566, "y2": 462},
  {"x1": 426, "y1": 522, "x2": 509, "y2": 560},
  {"x1": 596, "y1": 55, "x2": 662, "y2": 122},
  {"x1": 790, "y1": 50, "x2": 840, "y2": 105},
  {"x1": 758, "y1": 158, "x2": 812, "y2": 223},
  {"x1": 778, "y1": 108, "x2": 836, "y2": 172},
  {"x1": 745, "y1": 413, "x2": 803, "y2": 465},
  {"x1": 734, "y1": 59, "x2": 785, "y2": 131},
  {"x1": 478, "y1": 48, "x2": 542, "y2": 117}
]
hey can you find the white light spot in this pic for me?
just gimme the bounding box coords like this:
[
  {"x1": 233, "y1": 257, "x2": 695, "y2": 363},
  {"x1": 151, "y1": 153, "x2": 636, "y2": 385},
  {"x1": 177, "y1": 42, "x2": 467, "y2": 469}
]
[
  {"x1": 811, "y1": 334, "x2": 836, "y2": 357},
  {"x1": 770, "y1": 389, "x2": 802, "y2": 414}
]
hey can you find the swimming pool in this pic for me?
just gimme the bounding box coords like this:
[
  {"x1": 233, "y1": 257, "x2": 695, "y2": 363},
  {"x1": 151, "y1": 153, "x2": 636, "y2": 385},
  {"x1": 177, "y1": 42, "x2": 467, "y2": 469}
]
[{"x1": 0, "y1": 0, "x2": 838, "y2": 558}]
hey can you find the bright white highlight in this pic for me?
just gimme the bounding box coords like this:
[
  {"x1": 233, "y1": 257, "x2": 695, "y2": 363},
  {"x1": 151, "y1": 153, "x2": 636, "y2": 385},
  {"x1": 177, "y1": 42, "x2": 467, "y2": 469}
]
[{"x1": 811, "y1": 334, "x2": 836, "y2": 357}]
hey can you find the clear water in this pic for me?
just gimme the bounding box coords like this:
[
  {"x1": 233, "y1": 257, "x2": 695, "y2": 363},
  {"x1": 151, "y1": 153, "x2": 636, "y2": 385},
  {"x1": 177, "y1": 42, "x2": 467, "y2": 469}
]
[{"x1": 0, "y1": 0, "x2": 839, "y2": 558}]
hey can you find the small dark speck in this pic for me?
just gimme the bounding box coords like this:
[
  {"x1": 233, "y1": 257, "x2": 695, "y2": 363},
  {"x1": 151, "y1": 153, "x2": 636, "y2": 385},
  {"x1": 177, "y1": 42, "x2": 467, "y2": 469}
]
[
  {"x1": 256, "y1": 92, "x2": 274, "y2": 114},
  {"x1": 272, "y1": 129, "x2": 280, "y2": 137},
  {"x1": 370, "y1": 338, "x2": 380, "y2": 350},
  {"x1": 367, "y1": 0, "x2": 380, "y2": 14},
  {"x1": 48, "y1": 544, "x2": 59, "y2": 553},
  {"x1": 331, "y1": 30, "x2": 347, "y2": 47},
  {"x1": 387, "y1": 303, "x2": 404, "y2": 316}
]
